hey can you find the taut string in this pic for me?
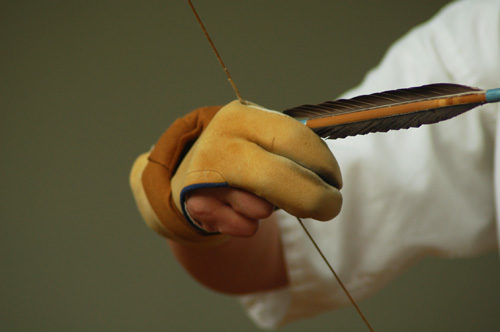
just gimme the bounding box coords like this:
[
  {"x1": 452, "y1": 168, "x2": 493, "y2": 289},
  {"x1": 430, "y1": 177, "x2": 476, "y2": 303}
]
[
  {"x1": 296, "y1": 217, "x2": 375, "y2": 332},
  {"x1": 187, "y1": 0, "x2": 245, "y2": 104},
  {"x1": 186, "y1": 1, "x2": 374, "y2": 330}
]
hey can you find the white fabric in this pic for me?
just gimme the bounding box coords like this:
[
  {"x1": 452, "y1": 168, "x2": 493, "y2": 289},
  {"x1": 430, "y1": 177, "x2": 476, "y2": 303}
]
[{"x1": 239, "y1": 0, "x2": 500, "y2": 329}]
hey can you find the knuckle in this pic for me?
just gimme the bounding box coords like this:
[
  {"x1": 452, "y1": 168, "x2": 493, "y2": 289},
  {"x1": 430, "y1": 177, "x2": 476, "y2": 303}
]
[
  {"x1": 219, "y1": 219, "x2": 259, "y2": 237},
  {"x1": 253, "y1": 203, "x2": 274, "y2": 219},
  {"x1": 185, "y1": 197, "x2": 213, "y2": 221}
]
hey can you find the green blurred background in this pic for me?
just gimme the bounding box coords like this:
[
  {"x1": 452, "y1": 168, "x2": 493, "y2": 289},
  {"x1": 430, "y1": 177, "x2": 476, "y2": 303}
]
[{"x1": 2, "y1": 1, "x2": 499, "y2": 331}]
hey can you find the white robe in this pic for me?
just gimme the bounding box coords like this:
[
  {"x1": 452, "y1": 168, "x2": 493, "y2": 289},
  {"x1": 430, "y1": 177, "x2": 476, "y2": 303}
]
[{"x1": 239, "y1": 0, "x2": 500, "y2": 328}]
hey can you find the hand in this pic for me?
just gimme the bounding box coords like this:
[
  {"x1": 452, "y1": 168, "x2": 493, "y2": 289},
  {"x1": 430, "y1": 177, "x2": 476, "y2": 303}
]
[
  {"x1": 132, "y1": 100, "x2": 341, "y2": 246},
  {"x1": 185, "y1": 187, "x2": 274, "y2": 237},
  {"x1": 171, "y1": 100, "x2": 343, "y2": 226},
  {"x1": 167, "y1": 101, "x2": 342, "y2": 243}
]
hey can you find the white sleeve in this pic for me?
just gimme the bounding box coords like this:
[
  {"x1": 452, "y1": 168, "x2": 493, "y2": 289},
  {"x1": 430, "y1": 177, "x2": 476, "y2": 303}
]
[{"x1": 239, "y1": 0, "x2": 500, "y2": 329}]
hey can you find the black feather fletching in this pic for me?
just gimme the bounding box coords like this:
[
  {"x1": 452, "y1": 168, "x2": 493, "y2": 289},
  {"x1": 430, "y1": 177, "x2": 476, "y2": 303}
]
[{"x1": 283, "y1": 83, "x2": 485, "y2": 139}]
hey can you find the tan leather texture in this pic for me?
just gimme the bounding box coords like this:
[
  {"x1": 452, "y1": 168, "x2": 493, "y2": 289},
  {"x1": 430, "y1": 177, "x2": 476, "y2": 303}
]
[
  {"x1": 131, "y1": 101, "x2": 343, "y2": 245},
  {"x1": 171, "y1": 101, "x2": 343, "y2": 221},
  {"x1": 130, "y1": 105, "x2": 228, "y2": 246}
]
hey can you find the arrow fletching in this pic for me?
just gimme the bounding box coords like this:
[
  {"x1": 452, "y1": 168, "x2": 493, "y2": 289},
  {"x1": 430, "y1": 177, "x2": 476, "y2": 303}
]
[{"x1": 284, "y1": 83, "x2": 500, "y2": 139}]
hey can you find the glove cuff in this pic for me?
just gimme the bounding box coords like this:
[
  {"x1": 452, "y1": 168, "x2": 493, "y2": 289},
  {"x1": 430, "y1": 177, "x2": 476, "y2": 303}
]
[{"x1": 130, "y1": 105, "x2": 229, "y2": 247}]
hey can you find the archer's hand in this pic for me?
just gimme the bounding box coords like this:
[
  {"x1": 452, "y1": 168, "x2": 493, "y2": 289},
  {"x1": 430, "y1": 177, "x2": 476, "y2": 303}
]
[
  {"x1": 172, "y1": 100, "x2": 343, "y2": 235},
  {"x1": 131, "y1": 100, "x2": 342, "y2": 245}
]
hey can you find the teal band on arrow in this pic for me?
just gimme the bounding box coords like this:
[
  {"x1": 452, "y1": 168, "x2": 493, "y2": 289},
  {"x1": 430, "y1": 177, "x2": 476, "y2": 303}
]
[{"x1": 486, "y1": 88, "x2": 500, "y2": 103}]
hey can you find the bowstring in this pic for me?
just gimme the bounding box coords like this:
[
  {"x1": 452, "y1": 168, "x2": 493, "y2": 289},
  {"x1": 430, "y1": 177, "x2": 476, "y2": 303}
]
[
  {"x1": 187, "y1": 0, "x2": 245, "y2": 104},
  {"x1": 186, "y1": 1, "x2": 375, "y2": 330},
  {"x1": 296, "y1": 217, "x2": 375, "y2": 332}
]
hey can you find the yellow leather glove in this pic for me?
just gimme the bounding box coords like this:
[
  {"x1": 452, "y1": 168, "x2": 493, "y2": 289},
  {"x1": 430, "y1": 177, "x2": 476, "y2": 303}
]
[{"x1": 130, "y1": 101, "x2": 342, "y2": 246}]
